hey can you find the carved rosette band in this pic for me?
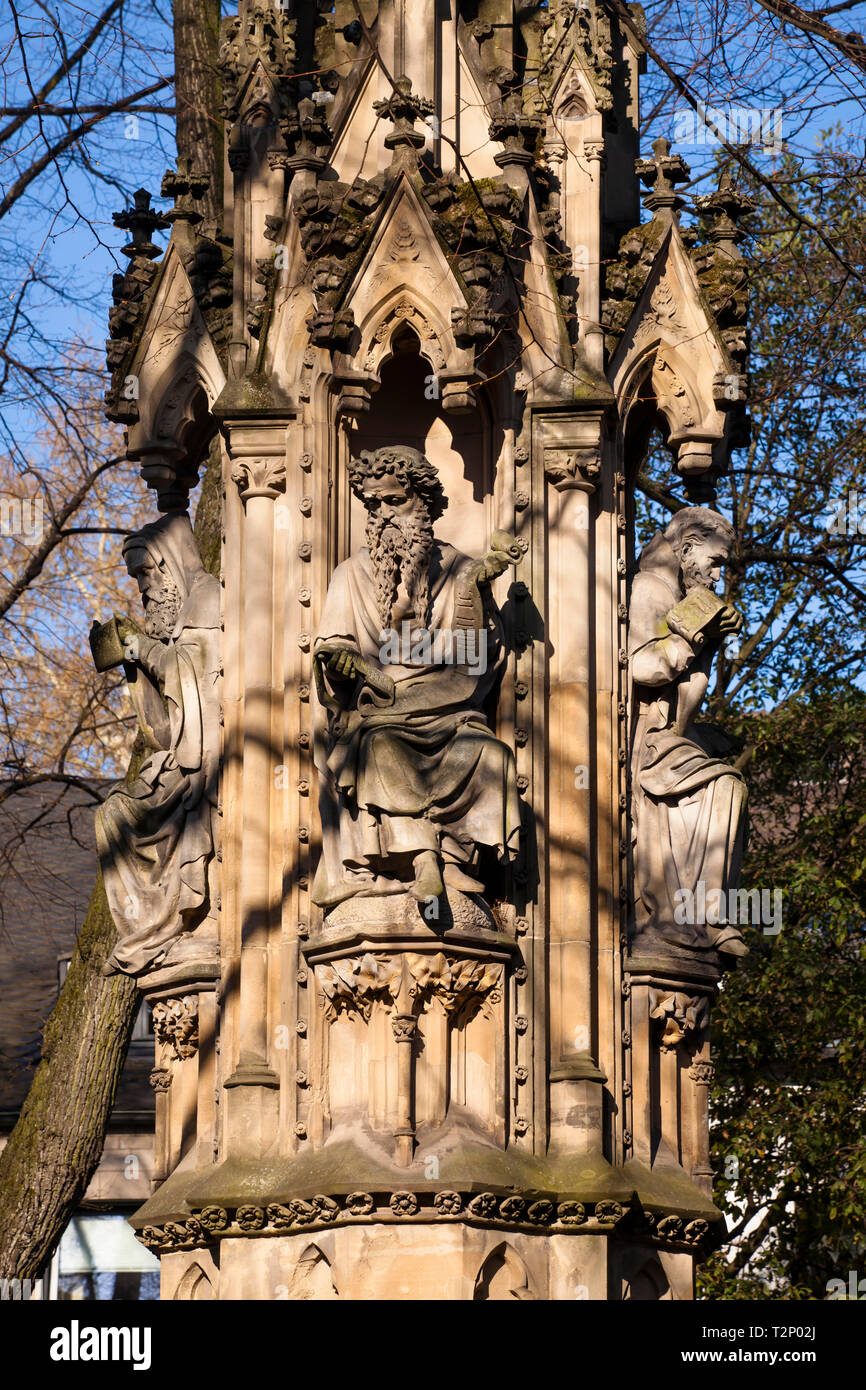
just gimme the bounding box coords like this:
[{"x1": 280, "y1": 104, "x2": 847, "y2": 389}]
[
  {"x1": 137, "y1": 1193, "x2": 716, "y2": 1254},
  {"x1": 152, "y1": 995, "x2": 199, "y2": 1060}
]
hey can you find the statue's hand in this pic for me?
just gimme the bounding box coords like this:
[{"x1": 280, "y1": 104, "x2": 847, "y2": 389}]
[
  {"x1": 324, "y1": 647, "x2": 360, "y2": 681},
  {"x1": 319, "y1": 644, "x2": 395, "y2": 701},
  {"x1": 471, "y1": 531, "x2": 524, "y2": 584},
  {"x1": 115, "y1": 614, "x2": 146, "y2": 663},
  {"x1": 716, "y1": 604, "x2": 743, "y2": 637}
]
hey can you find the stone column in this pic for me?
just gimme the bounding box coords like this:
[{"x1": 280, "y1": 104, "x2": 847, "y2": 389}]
[
  {"x1": 688, "y1": 1057, "x2": 715, "y2": 1196},
  {"x1": 222, "y1": 414, "x2": 292, "y2": 1153},
  {"x1": 540, "y1": 409, "x2": 608, "y2": 1153},
  {"x1": 581, "y1": 136, "x2": 606, "y2": 372}
]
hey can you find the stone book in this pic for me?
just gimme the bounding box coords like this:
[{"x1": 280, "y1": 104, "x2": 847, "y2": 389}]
[{"x1": 666, "y1": 586, "x2": 728, "y2": 645}]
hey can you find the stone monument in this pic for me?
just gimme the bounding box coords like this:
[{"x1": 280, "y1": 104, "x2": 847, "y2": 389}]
[{"x1": 95, "y1": 0, "x2": 753, "y2": 1299}]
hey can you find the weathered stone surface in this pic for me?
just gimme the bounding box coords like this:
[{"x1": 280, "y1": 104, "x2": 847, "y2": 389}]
[
  {"x1": 629, "y1": 507, "x2": 748, "y2": 957},
  {"x1": 93, "y1": 0, "x2": 754, "y2": 1300}
]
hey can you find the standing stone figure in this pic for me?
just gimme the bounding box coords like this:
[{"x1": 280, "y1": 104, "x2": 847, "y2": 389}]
[
  {"x1": 312, "y1": 445, "x2": 522, "y2": 909},
  {"x1": 629, "y1": 507, "x2": 748, "y2": 955},
  {"x1": 96, "y1": 513, "x2": 220, "y2": 976}
]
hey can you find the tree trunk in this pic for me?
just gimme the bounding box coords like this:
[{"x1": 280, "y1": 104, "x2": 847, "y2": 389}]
[
  {"x1": 173, "y1": 0, "x2": 223, "y2": 223},
  {"x1": 0, "y1": 767, "x2": 144, "y2": 1279}
]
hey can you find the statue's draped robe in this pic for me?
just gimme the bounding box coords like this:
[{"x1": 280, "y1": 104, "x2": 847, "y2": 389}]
[
  {"x1": 629, "y1": 535, "x2": 747, "y2": 953},
  {"x1": 313, "y1": 541, "x2": 521, "y2": 907},
  {"x1": 97, "y1": 517, "x2": 220, "y2": 975}
]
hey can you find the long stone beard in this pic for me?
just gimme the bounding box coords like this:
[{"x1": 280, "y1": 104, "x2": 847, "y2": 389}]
[
  {"x1": 367, "y1": 508, "x2": 434, "y2": 631},
  {"x1": 143, "y1": 581, "x2": 182, "y2": 638}
]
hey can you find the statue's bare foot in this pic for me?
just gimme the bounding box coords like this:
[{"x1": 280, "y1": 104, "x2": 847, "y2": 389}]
[
  {"x1": 411, "y1": 850, "x2": 443, "y2": 901},
  {"x1": 442, "y1": 862, "x2": 485, "y2": 894}
]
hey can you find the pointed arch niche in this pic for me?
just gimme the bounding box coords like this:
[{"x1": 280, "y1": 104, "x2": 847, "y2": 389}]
[
  {"x1": 473, "y1": 1242, "x2": 536, "y2": 1301},
  {"x1": 341, "y1": 322, "x2": 503, "y2": 563}
]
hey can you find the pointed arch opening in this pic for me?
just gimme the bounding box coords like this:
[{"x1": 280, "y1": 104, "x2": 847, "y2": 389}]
[
  {"x1": 174, "y1": 1261, "x2": 215, "y2": 1301},
  {"x1": 623, "y1": 1256, "x2": 672, "y2": 1301},
  {"x1": 289, "y1": 1243, "x2": 339, "y2": 1301},
  {"x1": 473, "y1": 1242, "x2": 536, "y2": 1301}
]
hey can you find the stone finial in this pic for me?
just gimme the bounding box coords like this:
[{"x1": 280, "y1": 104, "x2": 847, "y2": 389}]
[
  {"x1": 279, "y1": 95, "x2": 332, "y2": 172},
  {"x1": 113, "y1": 189, "x2": 169, "y2": 261},
  {"x1": 635, "y1": 137, "x2": 690, "y2": 218},
  {"x1": 695, "y1": 171, "x2": 755, "y2": 258},
  {"x1": 373, "y1": 76, "x2": 434, "y2": 164},
  {"x1": 490, "y1": 89, "x2": 543, "y2": 179},
  {"x1": 161, "y1": 158, "x2": 210, "y2": 229}
]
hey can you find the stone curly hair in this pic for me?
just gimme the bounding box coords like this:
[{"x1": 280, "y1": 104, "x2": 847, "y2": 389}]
[
  {"x1": 664, "y1": 506, "x2": 736, "y2": 555},
  {"x1": 347, "y1": 446, "x2": 448, "y2": 522}
]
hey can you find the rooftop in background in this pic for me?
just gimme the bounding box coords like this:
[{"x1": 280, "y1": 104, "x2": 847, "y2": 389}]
[{"x1": 0, "y1": 780, "x2": 154, "y2": 1125}]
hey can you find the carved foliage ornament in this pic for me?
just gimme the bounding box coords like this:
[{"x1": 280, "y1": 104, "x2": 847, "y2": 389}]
[
  {"x1": 632, "y1": 273, "x2": 689, "y2": 357},
  {"x1": 152, "y1": 995, "x2": 199, "y2": 1060},
  {"x1": 317, "y1": 953, "x2": 400, "y2": 1022},
  {"x1": 315, "y1": 952, "x2": 504, "y2": 1025},
  {"x1": 651, "y1": 354, "x2": 696, "y2": 429},
  {"x1": 405, "y1": 952, "x2": 503, "y2": 1018},
  {"x1": 689, "y1": 1059, "x2": 715, "y2": 1086},
  {"x1": 649, "y1": 990, "x2": 710, "y2": 1051},
  {"x1": 232, "y1": 455, "x2": 287, "y2": 499},
  {"x1": 544, "y1": 447, "x2": 601, "y2": 492}
]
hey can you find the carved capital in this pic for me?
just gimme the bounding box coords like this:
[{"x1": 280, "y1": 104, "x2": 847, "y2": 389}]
[
  {"x1": 544, "y1": 446, "x2": 601, "y2": 492},
  {"x1": 689, "y1": 1059, "x2": 715, "y2": 1086},
  {"x1": 391, "y1": 1012, "x2": 418, "y2": 1043},
  {"x1": 231, "y1": 455, "x2": 287, "y2": 501},
  {"x1": 649, "y1": 989, "x2": 710, "y2": 1051},
  {"x1": 538, "y1": 410, "x2": 606, "y2": 493},
  {"x1": 152, "y1": 995, "x2": 199, "y2": 1060}
]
